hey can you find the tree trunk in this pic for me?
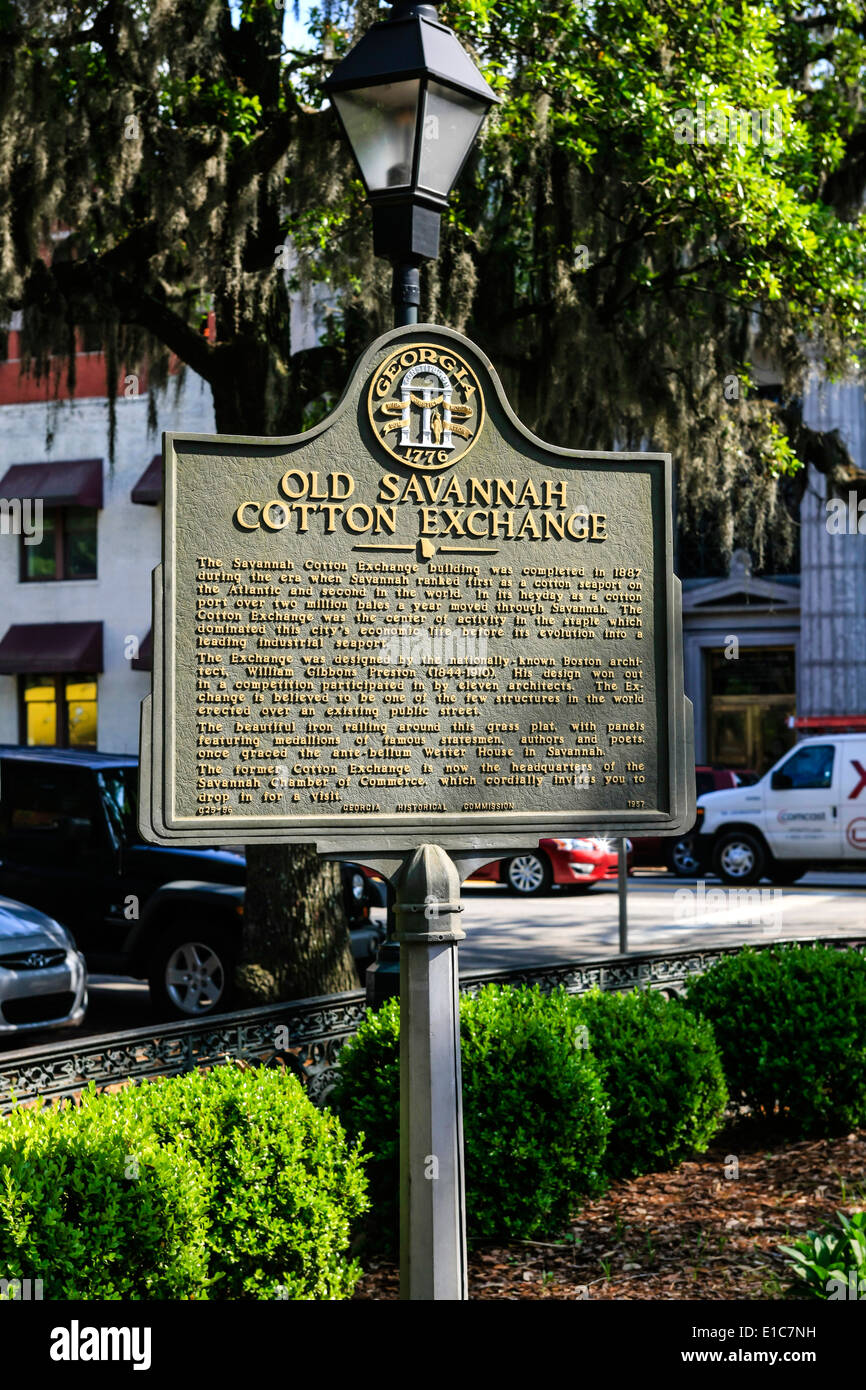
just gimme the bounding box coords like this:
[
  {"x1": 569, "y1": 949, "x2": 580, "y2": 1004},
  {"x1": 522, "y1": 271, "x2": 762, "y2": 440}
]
[
  {"x1": 210, "y1": 339, "x2": 360, "y2": 1005},
  {"x1": 237, "y1": 845, "x2": 359, "y2": 1005}
]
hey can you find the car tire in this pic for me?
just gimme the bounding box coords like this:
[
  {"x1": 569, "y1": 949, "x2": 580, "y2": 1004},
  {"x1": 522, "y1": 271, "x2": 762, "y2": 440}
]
[
  {"x1": 665, "y1": 835, "x2": 703, "y2": 878},
  {"x1": 713, "y1": 831, "x2": 767, "y2": 886},
  {"x1": 504, "y1": 852, "x2": 553, "y2": 897},
  {"x1": 769, "y1": 861, "x2": 807, "y2": 885},
  {"x1": 148, "y1": 924, "x2": 235, "y2": 1019}
]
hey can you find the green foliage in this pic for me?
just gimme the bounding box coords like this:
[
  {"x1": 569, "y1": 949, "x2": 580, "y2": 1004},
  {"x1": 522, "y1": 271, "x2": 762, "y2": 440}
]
[
  {"x1": 0, "y1": 1089, "x2": 208, "y2": 1299},
  {"x1": 570, "y1": 988, "x2": 728, "y2": 1179},
  {"x1": 778, "y1": 1211, "x2": 866, "y2": 1300},
  {"x1": 461, "y1": 985, "x2": 610, "y2": 1236},
  {"x1": 685, "y1": 944, "x2": 866, "y2": 1134},
  {"x1": 330, "y1": 995, "x2": 402, "y2": 1236},
  {"x1": 3, "y1": 0, "x2": 866, "y2": 571},
  {"x1": 332, "y1": 984, "x2": 610, "y2": 1242},
  {"x1": 0, "y1": 1064, "x2": 369, "y2": 1300},
  {"x1": 438, "y1": 0, "x2": 866, "y2": 573},
  {"x1": 120, "y1": 1064, "x2": 369, "y2": 1300}
]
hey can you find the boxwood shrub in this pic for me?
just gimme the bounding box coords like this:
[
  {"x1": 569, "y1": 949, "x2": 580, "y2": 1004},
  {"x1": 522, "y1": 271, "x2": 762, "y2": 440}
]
[
  {"x1": 125, "y1": 1063, "x2": 369, "y2": 1299},
  {"x1": 0, "y1": 1090, "x2": 208, "y2": 1299},
  {"x1": 0, "y1": 1064, "x2": 369, "y2": 1300},
  {"x1": 332, "y1": 984, "x2": 610, "y2": 1242},
  {"x1": 569, "y1": 988, "x2": 728, "y2": 1178},
  {"x1": 685, "y1": 943, "x2": 866, "y2": 1135}
]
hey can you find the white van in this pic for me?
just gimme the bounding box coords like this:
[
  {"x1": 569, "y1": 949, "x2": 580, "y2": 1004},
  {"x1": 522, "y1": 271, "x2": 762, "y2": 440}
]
[{"x1": 694, "y1": 733, "x2": 866, "y2": 884}]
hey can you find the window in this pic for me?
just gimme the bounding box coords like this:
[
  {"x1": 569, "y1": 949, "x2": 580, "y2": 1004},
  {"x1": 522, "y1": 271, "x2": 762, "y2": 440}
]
[
  {"x1": 21, "y1": 507, "x2": 97, "y2": 581},
  {"x1": 706, "y1": 646, "x2": 796, "y2": 775},
  {"x1": 0, "y1": 763, "x2": 99, "y2": 857},
  {"x1": 21, "y1": 675, "x2": 97, "y2": 748},
  {"x1": 775, "y1": 744, "x2": 835, "y2": 790},
  {"x1": 99, "y1": 768, "x2": 138, "y2": 845}
]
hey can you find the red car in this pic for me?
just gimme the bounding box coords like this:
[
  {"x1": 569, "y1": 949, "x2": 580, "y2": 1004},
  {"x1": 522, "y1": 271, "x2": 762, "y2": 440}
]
[{"x1": 469, "y1": 838, "x2": 632, "y2": 897}]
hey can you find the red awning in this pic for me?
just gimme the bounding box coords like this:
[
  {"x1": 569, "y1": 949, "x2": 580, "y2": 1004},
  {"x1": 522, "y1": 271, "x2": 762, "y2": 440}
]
[
  {"x1": 789, "y1": 722, "x2": 866, "y2": 733},
  {"x1": 0, "y1": 622, "x2": 103, "y2": 674},
  {"x1": 0, "y1": 459, "x2": 102, "y2": 508},
  {"x1": 131, "y1": 628, "x2": 152, "y2": 671},
  {"x1": 789, "y1": 715, "x2": 866, "y2": 732},
  {"x1": 131, "y1": 454, "x2": 162, "y2": 505}
]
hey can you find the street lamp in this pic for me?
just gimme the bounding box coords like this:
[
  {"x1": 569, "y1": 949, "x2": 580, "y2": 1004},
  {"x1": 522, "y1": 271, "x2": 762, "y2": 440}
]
[{"x1": 324, "y1": 1, "x2": 499, "y2": 325}]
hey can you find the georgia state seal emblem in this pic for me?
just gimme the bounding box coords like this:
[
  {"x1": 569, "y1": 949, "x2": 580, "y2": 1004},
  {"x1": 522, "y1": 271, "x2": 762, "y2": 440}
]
[{"x1": 368, "y1": 343, "x2": 485, "y2": 471}]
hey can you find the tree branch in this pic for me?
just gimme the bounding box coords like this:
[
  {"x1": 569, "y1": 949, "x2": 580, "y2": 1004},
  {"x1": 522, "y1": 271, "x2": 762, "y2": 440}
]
[{"x1": 35, "y1": 255, "x2": 216, "y2": 382}]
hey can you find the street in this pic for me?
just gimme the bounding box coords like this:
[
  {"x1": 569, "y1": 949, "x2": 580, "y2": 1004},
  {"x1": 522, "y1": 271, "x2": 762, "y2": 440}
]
[
  {"x1": 454, "y1": 868, "x2": 866, "y2": 972},
  {"x1": 4, "y1": 869, "x2": 864, "y2": 1050}
]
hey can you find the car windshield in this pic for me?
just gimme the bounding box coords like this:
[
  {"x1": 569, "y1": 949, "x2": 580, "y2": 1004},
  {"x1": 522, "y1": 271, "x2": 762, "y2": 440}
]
[{"x1": 98, "y1": 768, "x2": 139, "y2": 845}]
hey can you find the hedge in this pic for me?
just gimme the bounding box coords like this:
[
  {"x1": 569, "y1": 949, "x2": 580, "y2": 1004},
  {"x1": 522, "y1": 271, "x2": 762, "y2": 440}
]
[
  {"x1": 0, "y1": 1063, "x2": 369, "y2": 1300},
  {"x1": 332, "y1": 984, "x2": 610, "y2": 1242},
  {"x1": 570, "y1": 988, "x2": 728, "y2": 1178},
  {"x1": 685, "y1": 944, "x2": 866, "y2": 1134}
]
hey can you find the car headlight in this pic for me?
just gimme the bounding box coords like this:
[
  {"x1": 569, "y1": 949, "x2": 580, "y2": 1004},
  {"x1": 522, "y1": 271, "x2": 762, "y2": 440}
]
[
  {"x1": 553, "y1": 838, "x2": 597, "y2": 852},
  {"x1": 351, "y1": 871, "x2": 366, "y2": 901}
]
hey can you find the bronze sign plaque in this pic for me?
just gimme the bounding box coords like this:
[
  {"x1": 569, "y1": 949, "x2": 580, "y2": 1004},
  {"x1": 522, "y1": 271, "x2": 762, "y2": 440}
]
[{"x1": 140, "y1": 325, "x2": 693, "y2": 852}]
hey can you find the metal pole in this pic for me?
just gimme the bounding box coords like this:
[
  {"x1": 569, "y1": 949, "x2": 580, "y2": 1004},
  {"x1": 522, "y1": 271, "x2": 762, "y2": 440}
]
[
  {"x1": 618, "y1": 837, "x2": 628, "y2": 954},
  {"x1": 394, "y1": 843, "x2": 468, "y2": 1300},
  {"x1": 393, "y1": 262, "x2": 421, "y2": 326}
]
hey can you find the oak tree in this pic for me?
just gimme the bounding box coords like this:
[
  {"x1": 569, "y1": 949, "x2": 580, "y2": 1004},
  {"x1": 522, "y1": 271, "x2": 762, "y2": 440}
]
[{"x1": 2, "y1": 0, "x2": 865, "y2": 997}]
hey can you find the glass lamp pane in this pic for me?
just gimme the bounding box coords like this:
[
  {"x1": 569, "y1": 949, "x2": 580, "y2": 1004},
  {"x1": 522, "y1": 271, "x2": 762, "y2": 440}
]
[
  {"x1": 417, "y1": 81, "x2": 487, "y2": 197},
  {"x1": 333, "y1": 80, "x2": 421, "y2": 191}
]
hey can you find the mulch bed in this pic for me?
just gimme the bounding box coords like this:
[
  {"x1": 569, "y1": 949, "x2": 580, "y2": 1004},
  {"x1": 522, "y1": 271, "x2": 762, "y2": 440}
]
[{"x1": 354, "y1": 1124, "x2": 866, "y2": 1300}]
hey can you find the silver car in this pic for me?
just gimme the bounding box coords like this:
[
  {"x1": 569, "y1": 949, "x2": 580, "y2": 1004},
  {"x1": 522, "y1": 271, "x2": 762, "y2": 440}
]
[{"x1": 0, "y1": 895, "x2": 87, "y2": 1038}]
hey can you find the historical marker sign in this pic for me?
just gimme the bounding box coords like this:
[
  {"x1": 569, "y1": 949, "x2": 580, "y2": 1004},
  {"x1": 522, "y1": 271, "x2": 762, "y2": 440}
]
[{"x1": 140, "y1": 324, "x2": 693, "y2": 852}]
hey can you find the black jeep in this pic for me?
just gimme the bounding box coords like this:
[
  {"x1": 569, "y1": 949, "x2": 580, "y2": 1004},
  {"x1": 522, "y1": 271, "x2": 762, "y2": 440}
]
[{"x1": 0, "y1": 747, "x2": 385, "y2": 1018}]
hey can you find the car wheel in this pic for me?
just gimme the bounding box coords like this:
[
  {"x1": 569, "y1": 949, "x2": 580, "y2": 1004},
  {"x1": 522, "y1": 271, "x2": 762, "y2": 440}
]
[
  {"x1": 769, "y1": 861, "x2": 806, "y2": 885},
  {"x1": 504, "y1": 852, "x2": 553, "y2": 896},
  {"x1": 149, "y1": 926, "x2": 235, "y2": 1019},
  {"x1": 713, "y1": 831, "x2": 766, "y2": 886},
  {"x1": 666, "y1": 835, "x2": 703, "y2": 878}
]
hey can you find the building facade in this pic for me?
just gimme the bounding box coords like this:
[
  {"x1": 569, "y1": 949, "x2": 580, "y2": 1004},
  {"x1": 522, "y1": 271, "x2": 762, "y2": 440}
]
[
  {"x1": 798, "y1": 376, "x2": 866, "y2": 720},
  {"x1": 681, "y1": 371, "x2": 866, "y2": 773},
  {"x1": 682, "y1": 551, "x2": 800, "y2": 773},
  {"x1": 0, "y1": 325, "x2": 214, "y2": 753}
]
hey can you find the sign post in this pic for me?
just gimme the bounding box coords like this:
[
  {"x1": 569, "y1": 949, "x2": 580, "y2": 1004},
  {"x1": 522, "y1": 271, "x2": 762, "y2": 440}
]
[
  {"x1": 618, "y1": 837, "x2": 629, "y2": 954},
  {"x1": 140, "y1": 322, "x2": 693, "y2": 1299},
  {"x1": 395, "y1": 843, "x2": 467, "y2": 1299}
]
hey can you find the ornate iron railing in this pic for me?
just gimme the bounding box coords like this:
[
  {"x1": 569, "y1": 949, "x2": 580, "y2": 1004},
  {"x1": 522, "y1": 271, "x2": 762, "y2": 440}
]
[{"x1": 1, "y1": 935, "x2": 864, "y2": 1113}]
